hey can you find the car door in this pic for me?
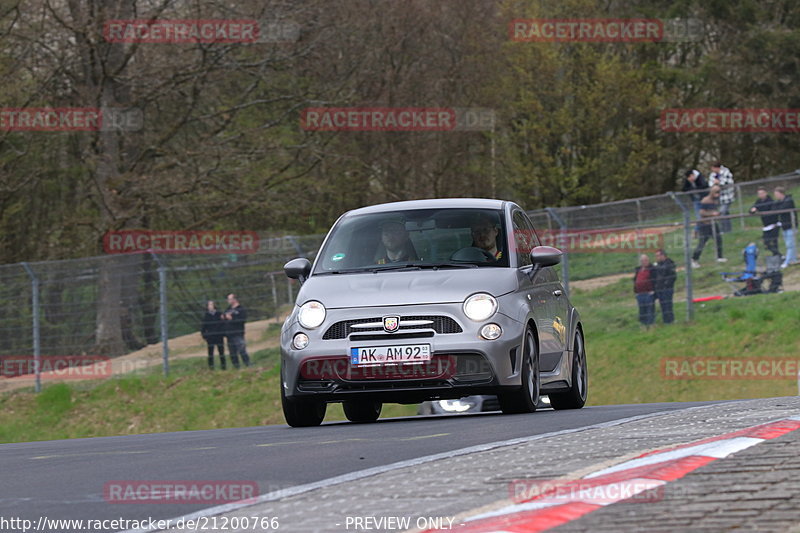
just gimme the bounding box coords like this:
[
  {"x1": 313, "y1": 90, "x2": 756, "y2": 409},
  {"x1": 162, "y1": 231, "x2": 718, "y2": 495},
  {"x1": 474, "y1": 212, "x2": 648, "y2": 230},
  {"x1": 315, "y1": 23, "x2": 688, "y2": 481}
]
[
  {"x1": 519, "y1": 211, "x2": 568, "y2": 371},
  {"x1": 511, "y1": 210, "x2": 560, "y2": 365}
]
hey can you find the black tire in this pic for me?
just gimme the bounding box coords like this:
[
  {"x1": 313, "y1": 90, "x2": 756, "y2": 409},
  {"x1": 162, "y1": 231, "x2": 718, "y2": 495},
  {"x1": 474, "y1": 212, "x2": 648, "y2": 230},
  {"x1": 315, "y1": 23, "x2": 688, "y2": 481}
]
[
  {"x1": 499, "y1": 327, "x2": 539, "y2": 414},
  {"x1": 343, "y1": 400, "x2": 382, "y2": 423},
  {"x1": 281, "y1": 377, "x2": 326, "y2": 427},
  {"x1": 549, "y1": 328, "x2": 588, "y2": 410}
]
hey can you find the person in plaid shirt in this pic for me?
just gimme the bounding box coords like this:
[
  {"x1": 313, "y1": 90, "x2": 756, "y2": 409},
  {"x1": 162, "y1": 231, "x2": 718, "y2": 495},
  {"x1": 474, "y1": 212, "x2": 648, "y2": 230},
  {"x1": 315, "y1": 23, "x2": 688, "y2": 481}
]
[{"x1": 709, "y1": 162, "x2": 735, "y2": 234}]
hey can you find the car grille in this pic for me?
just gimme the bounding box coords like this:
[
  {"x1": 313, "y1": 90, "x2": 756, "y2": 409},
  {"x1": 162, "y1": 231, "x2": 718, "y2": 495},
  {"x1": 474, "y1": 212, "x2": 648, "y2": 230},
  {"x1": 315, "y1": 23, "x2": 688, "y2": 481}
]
[{"x1": 322, "y1": 315, "x2": 462, "y2": 340}]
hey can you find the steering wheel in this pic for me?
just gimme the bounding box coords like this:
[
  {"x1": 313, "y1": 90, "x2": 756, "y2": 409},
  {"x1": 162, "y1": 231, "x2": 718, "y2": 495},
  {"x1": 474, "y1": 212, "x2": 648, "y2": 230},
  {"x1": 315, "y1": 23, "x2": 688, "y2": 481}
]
[{"x1": 450, "y1": 246, "x2": 495, "y2": 262}]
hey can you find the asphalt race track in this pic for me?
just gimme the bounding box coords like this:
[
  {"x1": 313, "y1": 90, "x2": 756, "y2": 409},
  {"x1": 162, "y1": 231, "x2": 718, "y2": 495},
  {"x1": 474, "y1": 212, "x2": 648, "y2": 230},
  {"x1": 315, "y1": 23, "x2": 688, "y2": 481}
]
[{"x1": 0, "y1": 402, "x2": 724, "y2": 532}]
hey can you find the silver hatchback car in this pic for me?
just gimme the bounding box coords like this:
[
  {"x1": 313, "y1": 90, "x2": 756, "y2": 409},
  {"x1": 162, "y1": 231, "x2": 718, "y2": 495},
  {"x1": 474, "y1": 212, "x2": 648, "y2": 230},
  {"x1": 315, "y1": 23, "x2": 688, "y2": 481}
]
[{"x1": 280, "y1": 198, "x2": 587, "y2": 427}]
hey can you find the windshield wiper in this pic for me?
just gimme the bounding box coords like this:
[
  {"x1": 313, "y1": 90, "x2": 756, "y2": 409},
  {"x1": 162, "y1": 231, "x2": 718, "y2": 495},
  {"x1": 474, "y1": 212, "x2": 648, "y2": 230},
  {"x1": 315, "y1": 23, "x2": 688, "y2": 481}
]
[
  {"x1": 415, "y1": 262, "x2": 479, "y2": 269},
  {"x1": 369, "y1": 263, "x2": 423, "y2": 272},
  {"x1": 370, "y1": 262, "x2": 479, "y2": 272}
]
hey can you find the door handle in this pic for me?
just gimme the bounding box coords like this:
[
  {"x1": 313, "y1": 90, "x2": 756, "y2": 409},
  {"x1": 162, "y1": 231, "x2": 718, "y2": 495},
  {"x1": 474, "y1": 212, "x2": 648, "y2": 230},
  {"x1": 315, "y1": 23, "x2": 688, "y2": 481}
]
[{"x1": 553, "y1": 289, "x2": 562, "y2": 297}]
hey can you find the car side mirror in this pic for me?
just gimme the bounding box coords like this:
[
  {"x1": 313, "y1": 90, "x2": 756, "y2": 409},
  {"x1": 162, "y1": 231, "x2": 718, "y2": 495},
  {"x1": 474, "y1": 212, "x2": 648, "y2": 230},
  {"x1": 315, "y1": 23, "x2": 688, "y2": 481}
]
[
  {"x1": 284, "y1": 257, "x2": 312, "y2": 284},
  {"x1": 530, "y1": 246, "x2": 562, "y2": 267}
]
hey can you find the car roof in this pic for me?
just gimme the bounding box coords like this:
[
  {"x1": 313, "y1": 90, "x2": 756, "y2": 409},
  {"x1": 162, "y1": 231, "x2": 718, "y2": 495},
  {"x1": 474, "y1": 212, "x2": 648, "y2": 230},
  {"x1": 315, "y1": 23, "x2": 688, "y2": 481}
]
[{"x1": 344, "y1": 198, "x2": 510, "y2": 217}]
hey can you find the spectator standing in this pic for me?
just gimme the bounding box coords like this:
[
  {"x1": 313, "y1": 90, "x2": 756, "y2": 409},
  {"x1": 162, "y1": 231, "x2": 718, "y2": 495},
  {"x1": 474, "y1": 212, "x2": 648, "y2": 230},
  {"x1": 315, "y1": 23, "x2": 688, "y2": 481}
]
[
  {"x1": 652, "y1": 249, "x2": 676, "y2": 324},
  {"x1": 223, "y1": 293, "x2": 251, "y2": 368},
  {"x1": 708, "y1": 163, "x2": 735, "y2": 234},
  {"x1": 633, "y1": 254, "x2": 655, "y2": 328},
  {"x1": 682, "y1": 169, "x2": 708, "y2": 220},
  {"x1": 773, "y1": 186, "x2": 797, "y2": 268},
  {"x1": 749, "y1": 187, "x2": 781, "y2": 257},
  {"x1": 692, "y1": 185, "x2": 726, "y2": 267},
  {"x1": 201, "y1": 301, "x2": 226, "y2": 370}
]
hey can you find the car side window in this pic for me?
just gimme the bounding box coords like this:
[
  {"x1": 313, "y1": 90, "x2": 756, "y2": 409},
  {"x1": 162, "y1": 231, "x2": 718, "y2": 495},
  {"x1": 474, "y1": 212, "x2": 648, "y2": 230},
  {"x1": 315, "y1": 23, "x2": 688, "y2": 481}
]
[
  {"x1": 521, "y1": 212, "x2": 559, "y2": 282},
  {"x1": 512, "y1": 211, "x2": 533, "y2": 267},
  {"x1": 520, "y1": 212, "x2": 541, "y2": 247}
]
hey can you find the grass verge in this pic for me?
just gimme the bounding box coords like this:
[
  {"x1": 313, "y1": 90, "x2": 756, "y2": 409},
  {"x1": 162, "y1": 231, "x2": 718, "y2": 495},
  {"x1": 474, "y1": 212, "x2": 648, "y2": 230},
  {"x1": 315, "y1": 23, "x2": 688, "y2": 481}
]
[{"x1": 1, "y1": 264, "x2": 798, "y2": 442}]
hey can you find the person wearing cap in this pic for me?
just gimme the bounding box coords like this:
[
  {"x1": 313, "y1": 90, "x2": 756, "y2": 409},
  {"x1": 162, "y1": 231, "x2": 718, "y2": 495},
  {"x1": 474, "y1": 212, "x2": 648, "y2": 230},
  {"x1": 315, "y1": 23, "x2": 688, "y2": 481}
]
[
  {"x1": 470, "y1": 213, "x2": 503, "y2": 260},
  {"x1": 377, "y1": 219, "x2": 418, "y2": 264}
]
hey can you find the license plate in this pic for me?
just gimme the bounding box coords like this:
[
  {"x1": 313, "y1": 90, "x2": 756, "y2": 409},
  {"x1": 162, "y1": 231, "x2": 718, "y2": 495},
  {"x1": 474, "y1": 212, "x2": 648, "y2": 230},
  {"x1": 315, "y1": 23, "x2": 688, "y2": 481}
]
[{"x1": 350, "y1": 344, "x2": 431, "y2": 366}]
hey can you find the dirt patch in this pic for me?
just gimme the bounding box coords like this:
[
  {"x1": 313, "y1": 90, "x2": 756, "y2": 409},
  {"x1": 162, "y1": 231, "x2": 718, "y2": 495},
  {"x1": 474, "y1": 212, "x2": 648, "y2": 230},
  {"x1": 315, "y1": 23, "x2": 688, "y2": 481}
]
[{"x1": 571, "y1": 272, "x2": 631, "y2": 291}]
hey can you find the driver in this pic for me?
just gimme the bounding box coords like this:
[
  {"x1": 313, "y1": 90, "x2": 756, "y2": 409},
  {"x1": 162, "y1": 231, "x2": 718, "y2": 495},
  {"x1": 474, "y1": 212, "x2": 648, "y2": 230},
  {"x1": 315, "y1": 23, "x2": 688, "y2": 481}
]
[
  {"x1": 377, "y1": 219, "x2": 418, "y2": 264},
  {"x1": 470, "y1": 213, "x2": 502, "y2": 260}
]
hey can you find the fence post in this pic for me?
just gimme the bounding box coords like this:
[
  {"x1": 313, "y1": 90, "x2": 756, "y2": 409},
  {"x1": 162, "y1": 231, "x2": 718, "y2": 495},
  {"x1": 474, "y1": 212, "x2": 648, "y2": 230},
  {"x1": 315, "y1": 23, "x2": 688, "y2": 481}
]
[
  {"x1": 271, "y1": 273, "x2": 278, "y2": 309},
  {"x1": 151, "y1": 253, "x2": 169, "y2": 377},
  {"x1": 736, "y1": 184, "x2": 746, "y2": 229},
  {"x1": 668, "y1": 193, "x2": 694, "y2": 321},
  {"x1": 545, "y1": 207, "x2": 569, "y2": 297},
  {"x1": 21, "y1": 263, "x2": 42, "y2": 393}
]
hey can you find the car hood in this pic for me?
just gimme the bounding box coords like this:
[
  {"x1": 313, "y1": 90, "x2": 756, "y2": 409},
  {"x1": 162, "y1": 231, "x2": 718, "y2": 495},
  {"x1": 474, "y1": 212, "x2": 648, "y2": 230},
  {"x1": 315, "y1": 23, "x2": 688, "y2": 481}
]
[{"x1": 298, "y1": 269, "x2": 518, "y2": 309}]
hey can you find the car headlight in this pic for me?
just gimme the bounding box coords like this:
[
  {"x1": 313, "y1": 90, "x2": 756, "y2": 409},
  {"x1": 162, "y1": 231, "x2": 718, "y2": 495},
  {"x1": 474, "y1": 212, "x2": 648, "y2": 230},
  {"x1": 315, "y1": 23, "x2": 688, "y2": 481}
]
[
  {"x1": 298, "y1": 300, "x2": 326, "y2": 329},
  {"x1": 463, "y1": 293, "x2": 497, "y2": 321},
  {"x1": 438, "y1": 399, "x2": 477, "y2": 413}
]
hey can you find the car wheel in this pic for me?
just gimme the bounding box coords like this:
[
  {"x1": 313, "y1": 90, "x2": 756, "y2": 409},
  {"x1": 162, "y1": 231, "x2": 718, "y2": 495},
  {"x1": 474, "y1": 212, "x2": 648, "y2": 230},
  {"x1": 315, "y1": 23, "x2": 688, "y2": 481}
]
[
  {"x1": 343, "y1": 400, "x2": 382, "y2": 423},
  {"x1": 281, "y1": 374, "x2": 326, "y2": 427},
  {"x1": 499, "y1": 327, "x2": 539, "y2": 414},
  {"x1": 549, "y1": 328, "x2": 588, "y2": 410}
]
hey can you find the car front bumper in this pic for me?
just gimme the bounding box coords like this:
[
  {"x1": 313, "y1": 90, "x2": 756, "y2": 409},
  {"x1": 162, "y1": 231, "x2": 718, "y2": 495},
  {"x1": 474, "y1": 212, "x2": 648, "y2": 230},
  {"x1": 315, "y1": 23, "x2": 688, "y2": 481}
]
[{"x1": 281, "y1": 302, "x2": 525, "y2": 403}]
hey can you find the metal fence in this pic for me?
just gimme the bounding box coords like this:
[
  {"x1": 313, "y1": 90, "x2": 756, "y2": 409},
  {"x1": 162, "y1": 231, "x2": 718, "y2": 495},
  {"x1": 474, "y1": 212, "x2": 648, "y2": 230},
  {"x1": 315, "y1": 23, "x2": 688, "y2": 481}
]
[
  {"x1": 0, "y1": 235, "x2": 324, "y2": 389},
  {"x1": 530, "y1": 169, "x2": 800, "y2": 296},
  {"x1": 4, "y1": 169, "x2": 800, "y2": 390}
]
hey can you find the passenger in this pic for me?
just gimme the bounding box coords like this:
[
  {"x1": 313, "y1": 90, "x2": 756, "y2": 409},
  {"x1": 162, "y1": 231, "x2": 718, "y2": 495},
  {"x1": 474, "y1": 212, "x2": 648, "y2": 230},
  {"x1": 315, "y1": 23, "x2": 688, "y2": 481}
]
[
  {"x1": 470, "y1": 214, "x2": 503, "y2": 260},
  {"x1": 376, "y1": 220, "x2": 418, "y2": 264}
]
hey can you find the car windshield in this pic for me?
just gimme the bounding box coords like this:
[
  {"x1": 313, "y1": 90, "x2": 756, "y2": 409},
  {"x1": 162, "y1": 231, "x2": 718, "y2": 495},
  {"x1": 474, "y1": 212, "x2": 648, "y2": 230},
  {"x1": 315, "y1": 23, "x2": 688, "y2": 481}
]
[{"x1": 314, "y1": 208, "x2": 509, "y2": 273}]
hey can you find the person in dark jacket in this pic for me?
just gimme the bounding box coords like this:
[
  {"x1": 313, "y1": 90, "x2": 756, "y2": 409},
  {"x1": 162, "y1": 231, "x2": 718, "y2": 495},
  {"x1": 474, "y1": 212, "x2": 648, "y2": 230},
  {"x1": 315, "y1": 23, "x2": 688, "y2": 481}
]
[
  {"x1": 692, "y1": 186, "x2": 726, "y2": 267},
  {"x1": 682, "y1": 169, "x2": 708, "y2": 220},
  {"x1": 633, "y1": 254, "x2": 655, "y2": 327},
  {"x1": 773, "y1": 187, "x2": 797, "y2": 268},
  {"x1": 201, "y1": 301, "x2": 226, "y2": 370},
  {"x1": 749, "y1": 187, "x2": 780, "y2": 257},
  {"x1": 223, "y1": 293, "x2": 250, "y2": 368},
  {"x1": 652, "y1": 249, "x2": 676, "y2": 324}
]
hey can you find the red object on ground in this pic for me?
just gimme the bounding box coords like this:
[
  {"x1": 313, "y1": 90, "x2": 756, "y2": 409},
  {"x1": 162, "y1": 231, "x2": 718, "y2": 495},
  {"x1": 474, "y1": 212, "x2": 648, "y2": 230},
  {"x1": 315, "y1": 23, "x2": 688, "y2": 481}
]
[{"x1": 692, "y1": 295, "x2": 725, "y2": 302}]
